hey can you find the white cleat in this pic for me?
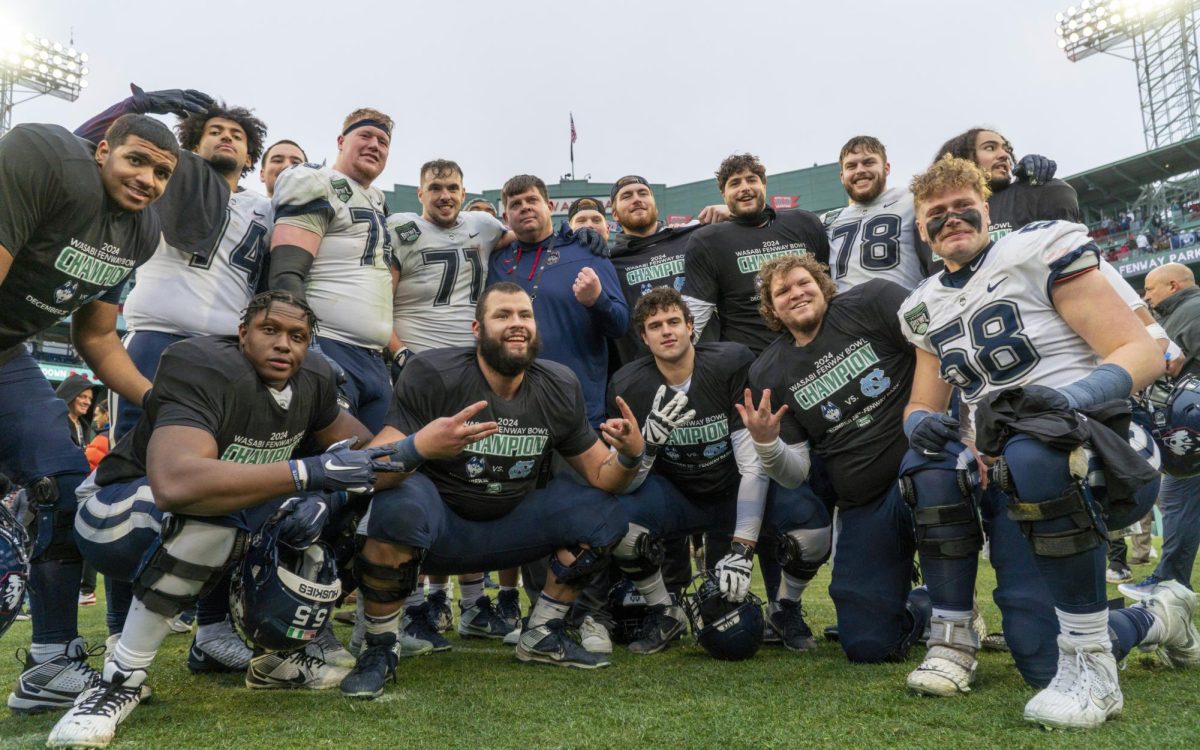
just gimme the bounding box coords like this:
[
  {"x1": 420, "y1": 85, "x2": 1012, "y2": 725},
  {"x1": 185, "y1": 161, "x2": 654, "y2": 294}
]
[
  {"x1": 7, "y1": 638, "x2": 101, "y2": 714},
  {"x1": 907, "y1": 615, "x2": 979, "y2": 697},
  {"x1": 46, "y1": 662, "x2": 146, "y2": 749},
  {"x1": 578, "y1": 615, "x2": 613, "y2": 655},
  {"x1": 1023, "y1": 635, "x2": 1122, "y2": 730},
  {"x1": 1137, "y1": 579, "x2": 1200, "y2": 668},
  {"x1": 244, "y1": 649, "x2": 350, "y2": 690}
]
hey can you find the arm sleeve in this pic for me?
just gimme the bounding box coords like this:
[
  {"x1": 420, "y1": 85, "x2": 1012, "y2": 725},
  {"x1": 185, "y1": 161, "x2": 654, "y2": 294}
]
[
  {"x1": 0, "y1": 127, "x2": 62, "y2": 255},
  {"x1": 271, "y1": 167, "x2": 334, "y2": 236},
  {"x1": 74, "y1": 96, "x2": 139, "y2": 145},
  {"x1": 751, "y1": 436, "x2": 812, "y2": 489},
  {"x1": 732, "y1": 429, "x2": 771, "y2": 542},
  {"x1": 586, "y1": 258, "x2": 629, "y2": 338},
  {"x1": 1099, "y1": 261, "x2": 1147, "y2": 311}
]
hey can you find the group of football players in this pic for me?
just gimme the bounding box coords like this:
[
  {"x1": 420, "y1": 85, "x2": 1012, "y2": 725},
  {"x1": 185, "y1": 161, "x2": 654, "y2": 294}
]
[{"x1": 0, "y1": 83, "x2": 1198, "y2": 749}]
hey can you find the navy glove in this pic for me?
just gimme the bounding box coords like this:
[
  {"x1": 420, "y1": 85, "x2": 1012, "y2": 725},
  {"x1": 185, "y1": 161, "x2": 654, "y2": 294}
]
[
  {"x1": 275, "y1": 493, "x2": 341, "y2": 549},
  {"x1": 130, "y1": 83, "x2": 214, "y2": 117},
  {"x1": 905, "y1": 411, "x2": 960, "y2": 459},
  {"x1": 299, "y1": 438, "x2": 411, "y2": 495},
  {"x1": 1013, "y1": 154, "x2": 1057, "y2": 186},
  {"x1": 574, "y1": 227, "x2": 610, "y2": 258}
]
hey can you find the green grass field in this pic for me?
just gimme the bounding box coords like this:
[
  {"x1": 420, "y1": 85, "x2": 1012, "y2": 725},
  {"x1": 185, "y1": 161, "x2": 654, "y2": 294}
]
[{"x1": 1, "y1": 554, "x2": 1197, "y2": 750}]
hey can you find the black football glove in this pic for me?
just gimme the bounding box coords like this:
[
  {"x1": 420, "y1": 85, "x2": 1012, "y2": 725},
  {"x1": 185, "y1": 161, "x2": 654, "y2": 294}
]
[
  {"x1": 907, "y1": 412, "x2": 960, "y2": 460},
  {"x1": 275, "y1": 493, "x2": 342, "y2": 549},
  {"x1": 129, "y1": 83, "x2": 214, "y2": 118},
  {"x1": 573, "y1": 227, "x2": 611, "y2": 258},
  {"x1": 299, "y1": 438, "x2": 411, "y2": 495},
  {"x1": 1013, "y1": 154, "x2": 1057, "y2": 186}
]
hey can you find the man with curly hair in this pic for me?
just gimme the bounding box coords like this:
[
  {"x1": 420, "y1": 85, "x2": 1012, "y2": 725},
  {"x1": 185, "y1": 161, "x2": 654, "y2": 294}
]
[{"x1": 75, "y1": 87, "x2": 294, "y2": 675}]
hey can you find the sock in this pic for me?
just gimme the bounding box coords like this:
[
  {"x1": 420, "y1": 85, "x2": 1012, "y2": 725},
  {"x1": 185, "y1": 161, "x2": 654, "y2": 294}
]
[
  {"x1": 403, "y1": 590, "x2": 426, "y2": 609},
  {"x1": 500, "y1": 585, "x2": 517, "y2": 594},
  {"x1": 459, "y1": 577, "x2": 484, "y2": 605},
  {"x1": 118, "y1": 599, "x2": 174, "y2": 662},
  {"x1": 196, "y1": 619, "x2": 232, "y2": 646},
  {"x1": 29, "y1": 642, "x2": 68, "y2": 663},
  {"x1": 1057, "y1": 608, "x2": 1112, "y2": 648},
  {"x1": 1108, "y1": 604, "x2": 1159, "y2": 660},
  {"x1": 364, "y1": 610, "x2": 400, "y2": 637},
  {"x1": 427, "y1": 582, "x2": 447, "y2": 595},
  {"x1": 528, "y1": 593, "x2": 570, "y2": 628},
  {"x1": 931, "y1": 608, "x2": 972, "y2": 623},
  {"x1": 632, "y1": 571, "x2": 671, "y2": 608},
  {"x1": 777, "y1": 572, "x2": 809, "y2": 603},
  {"x1": 111, "y1": 640, "x2": 158, "y2": 671}
]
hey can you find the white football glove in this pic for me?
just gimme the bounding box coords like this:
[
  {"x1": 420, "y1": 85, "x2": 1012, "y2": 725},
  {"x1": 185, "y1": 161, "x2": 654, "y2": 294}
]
[
  {"x1": 642, "y1": 385, "x2": 696, "y2": 457},
  {"x1": 715, "y1": 549, "x2": 754, "y2": 603}
]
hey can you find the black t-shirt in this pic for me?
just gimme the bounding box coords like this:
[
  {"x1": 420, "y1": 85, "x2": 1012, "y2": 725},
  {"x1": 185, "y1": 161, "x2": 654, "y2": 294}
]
[
  {"x1": 682, "y1": 207, "x2": 831, "y2": 354},
  {"x1": 386, "y1": 347, "x2": 598, "y2": 521},
  {"x1": 97, "y1": 336, "x2": 340, "y2": 485},
  {"x1": 608, "y1": 342, "x2": 754, "y2": 500},
  {"x1": 749, "y1": 279, "x2": 913, "y2": 506},
  {"x1": 610, "y1": 224, "x2": 712, "y2": 365},
  {"x1": 0, "y1": 124, "x2": 163, "y2": 358},
  {"x1": 987, "y1": 179, "x2": 1080, "y2": 239}
]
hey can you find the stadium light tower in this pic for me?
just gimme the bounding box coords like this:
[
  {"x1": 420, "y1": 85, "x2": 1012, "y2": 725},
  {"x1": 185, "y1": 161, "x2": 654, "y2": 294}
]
[{"x1": 0, "y1": 26, "x2": 90, "y2": 137}]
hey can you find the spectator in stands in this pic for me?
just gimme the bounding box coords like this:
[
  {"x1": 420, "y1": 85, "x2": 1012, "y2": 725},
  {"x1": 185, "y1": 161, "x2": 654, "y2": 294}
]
[{"x1": 84, "y1": 401, "x2": 110, "y2": 472}]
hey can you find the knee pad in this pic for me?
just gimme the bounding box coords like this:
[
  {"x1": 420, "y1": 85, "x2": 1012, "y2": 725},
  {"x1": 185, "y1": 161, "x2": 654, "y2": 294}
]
[
  {"x1": 133, "y1": 518, "x2": 247, "y2": 617},
  {"x1": 354, "y1": 551, "x2": 422, "y2": 604},
  {"x1": 29, "y1": 474, "x2": 84, "y2": 564},
  {"x1": 776, "y1": 526, "x2": 831, "y2": 580},
  {"x1": 613, "y1": 524, "x2": 664, "y2": 580},
  {"x1": 901, "y1": 468, "x2": 983, "y2": 560},
  {"x1": 1005, "y1": 480, "x2": 1102, "y2": 558},
  {"x1": 549, "y1": 545, "x2": 611, "y2": 588}
]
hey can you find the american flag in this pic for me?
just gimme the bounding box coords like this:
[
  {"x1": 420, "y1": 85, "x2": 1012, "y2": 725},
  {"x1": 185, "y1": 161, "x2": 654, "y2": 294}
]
[{"x1": 570, "y1": 113, "x2": 577, "y2": 145}]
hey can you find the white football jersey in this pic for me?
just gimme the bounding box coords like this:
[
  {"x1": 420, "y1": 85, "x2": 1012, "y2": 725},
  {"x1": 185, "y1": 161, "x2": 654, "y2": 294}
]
[
  {"x1": 273, "y1": 165, "x2": 393, "y2": 349},
  {"x1": 899, "y1": 220, "x2": 1104, "y2": 409},
  {"x1": 123, "y1": 189, "x2": 271, "y2": 337},
  {"x1": 824, "y1": 186, "x2": 927, "y2": 292},
  {"x1": 389, "y1": 211, "x2": 507, "y2": 352}
]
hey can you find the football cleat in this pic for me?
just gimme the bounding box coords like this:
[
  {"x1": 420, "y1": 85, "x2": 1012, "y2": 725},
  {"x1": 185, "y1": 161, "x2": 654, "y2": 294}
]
[
  {"x1": 578, "y1": 615, "x2": 613, "y2": 655},
  {"x1": 496, "y1": 589, "x2": 522, "y2": 633},
  {"x1": 166, "y1": 612, "x2": 194, "y2": 634},
  {"x1": 244, "y1": 649, "x2": 349, "y2": 690},
  {"x1": 77, "y1": 592, "x2": 97, "y2": 607},
  {"x1": 1136, "y1": 579, "x2": 1200, "y2": 668},
  {"x1": 516, "y1": 619, "x2": 610, "y2": 669},
  {"x1": 1117, "y1": 573, "x2": 1163, "y2": 602},
  {"x1": 306, "y1": 623, "x2": 356, "y2": 669},
  {"x1": 907, "y1": 615, "x2": 980, "y2": 697},
  {"x1": 458, "y1": 595, "x2": 510, "y2": 639},
  {"x1": 1023, "y1": 635, "x2": 1122, "y2": 730},
  {"x1": 402, "y1": 603, "x2": 452, "y2": 652},
  {"x1": 46, "y1": 662, "x2": 146, "y2": 750},
  {"x1": 187, "y1": 618, "x2": 253, "y2": 673},
  {"x1": 628, "y1": 604, "x2": 686, "y2": 655},
  {"x1": 340, "y1": 632, "x2": 398, "y2": 700},
  {"x1": 102, "y1": 634, "x2": 120, "y2": 667},
  {"x1": 503, "y1": 616, "x2": 528, "y2": 647},
  {"x1": 427, "y1": 590, "x2": 454, "y2": 633},
  {"x1": 7, "y1": 637, "x2": 102, "y2": 714},
  {"x1": 769, "y1": 599, "x2": 818, "y2": 653},
  {"x1": 1105, "y1": 566, "x2": 1133, "y2": 584}
]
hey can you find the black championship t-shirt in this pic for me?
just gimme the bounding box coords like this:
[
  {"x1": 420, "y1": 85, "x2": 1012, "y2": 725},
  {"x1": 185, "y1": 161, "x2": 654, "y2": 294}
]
[
  {"x1": 749, "y1": 279, "x2": 913, "y2": 506},
  {"x1": 97, "y1": 336, "x2": 340, "y2": 485},
  {"x1": 682, "y1": 207, "x2": 830, "y2": 354},
  {"x1": 0, "y1": 124, "x2": 162, "y2": 358},
  {"x1": 386, "y1": 347, "x2": 598, "y2": 521},
  {"x1": 610, "y1": 224, "x2": 707, "y2": 365},
  {"x1": 608, "y1": 342, "x2": 754, "y2": 501},
  {"x1": 987, "y1": 179, "x2": 1080, "y2": 240}
]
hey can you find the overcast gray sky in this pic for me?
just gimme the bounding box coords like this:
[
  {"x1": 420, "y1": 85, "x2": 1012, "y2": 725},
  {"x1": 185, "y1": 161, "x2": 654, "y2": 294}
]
[{"x1": 2, "y1": 0, "x2": 1143, "y2": 198}]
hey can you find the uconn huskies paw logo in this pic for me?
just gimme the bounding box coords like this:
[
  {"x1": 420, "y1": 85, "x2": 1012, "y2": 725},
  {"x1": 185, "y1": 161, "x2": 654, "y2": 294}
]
[
  {"x1": 640, "y1": 283, "x2": 654, "y2": 296},
  {"x1": 821, "y1": 402, "x2": 842, "y2": 422},
  {"x1": 508, "y1": 459, "x2": 535, "y2": 479},
  {"x1": 703, "y1": 441, "x2": 729, "y2": 458},
  {"x1": 673, "y1": 277, "x2": 685, "y2": 292},
  {"x1": 54, "y1": 281, "x2": 79, "y2": 305},
  {"x1": 0, "y1": 572, "x2": 26, "y2": 615},
  {"x1": 1162, "y1": 428, "x2": 1198, "y2": 457},
  {"x1": 859, "y1": 368, "x2": 891, "y2": 398},
  {"x1": 465, "y1": 456, "x2": 487, "y2": 478}
]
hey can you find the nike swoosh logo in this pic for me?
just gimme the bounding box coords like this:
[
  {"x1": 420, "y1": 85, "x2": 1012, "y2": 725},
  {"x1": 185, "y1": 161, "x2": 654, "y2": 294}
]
[
  {"x1": 986, "y1": 278, "x2": 1007, "y2": 292},
  {"x1": 883, "y1": 201, "x2": 898, "y2": 208},
  {"x1": 324, "y1": 459, "x2": 355, "y2": 472},
  {"x1": 252, "y1": 210, "x2": 266, "y2": 217},
  {"x1": 469, "y1": 232, "x2": 480, "y2": 238}
]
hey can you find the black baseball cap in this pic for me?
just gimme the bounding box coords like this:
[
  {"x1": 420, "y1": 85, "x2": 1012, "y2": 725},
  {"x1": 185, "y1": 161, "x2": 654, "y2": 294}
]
[
  {"x1": 567, "y1": 197, "x2": 605, "y2": 220},
  {"x1": 610, "y1": 175, "x2": 650, "y2": 202}
]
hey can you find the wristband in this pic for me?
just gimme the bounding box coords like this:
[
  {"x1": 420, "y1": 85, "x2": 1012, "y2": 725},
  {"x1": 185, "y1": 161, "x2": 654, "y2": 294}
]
[
  {"x1": 903, "y1": 410, "x2": 931, "y2": 440},
  {"x1": 391, "y1": 434, "x2": 425, "y2": 473},
  {"x1": 288, "y1": 460, "x2": 305, "y2": 492},
  {"x1": 617, "y1": 450, "x2": 643, "y2": 469},
  {"x1": 1146, "y1": 323, "x2": 1168, "y2": 341}
]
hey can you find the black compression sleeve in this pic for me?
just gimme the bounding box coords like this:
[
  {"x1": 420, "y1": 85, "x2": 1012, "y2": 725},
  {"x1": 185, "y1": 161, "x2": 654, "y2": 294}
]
[{"x1": 269, "y1": 244, "x2": 314, "y2": 301}]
